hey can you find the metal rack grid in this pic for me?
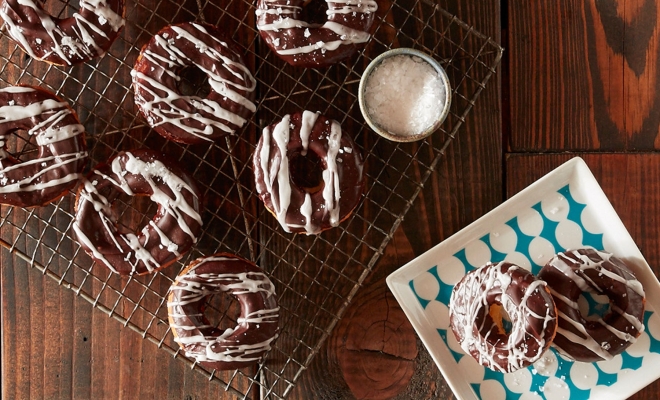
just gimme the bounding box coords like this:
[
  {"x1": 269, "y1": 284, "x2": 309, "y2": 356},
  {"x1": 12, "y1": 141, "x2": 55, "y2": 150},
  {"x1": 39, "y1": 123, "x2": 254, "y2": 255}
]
[{"x1": 0, "y1": 0, "x2": 502, "y2": 398}]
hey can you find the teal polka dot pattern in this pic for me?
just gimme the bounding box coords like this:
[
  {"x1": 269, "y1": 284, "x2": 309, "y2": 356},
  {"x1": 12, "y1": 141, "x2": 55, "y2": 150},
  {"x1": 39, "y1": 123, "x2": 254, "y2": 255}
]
[{"x1": 408, "y1": 184, "x2": 660, "y2": 400}]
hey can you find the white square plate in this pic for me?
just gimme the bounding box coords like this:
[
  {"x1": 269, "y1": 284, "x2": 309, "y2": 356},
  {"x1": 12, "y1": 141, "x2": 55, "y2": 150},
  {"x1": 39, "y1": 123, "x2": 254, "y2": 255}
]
[{"x1": 387, "y1": 157, "x2": 660, "y2": 400}]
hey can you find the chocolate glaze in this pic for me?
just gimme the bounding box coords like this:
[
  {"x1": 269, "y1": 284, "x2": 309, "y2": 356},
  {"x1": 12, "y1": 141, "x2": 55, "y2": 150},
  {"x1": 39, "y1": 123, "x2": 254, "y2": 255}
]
[
  {"x1": 167, "y1": 253, "x2": 279, "y2": 371},
  {"x1": 449, "y1": 262, "x2": 558, "y2": 373},
  {"x1": 0, "y1": 85, "x2": 87, "y2": 207},
  {"x1": 0, "y1": 0, "x2": 125, "y2": 65},
  {"x1": 253, "y1": 111, "x2": 364, "y2": 234},
  {"x1": 73, "y1": 149, "x2": 203, "y2": 275},
  {"x1": 132, "y1": 22, "x2": 256, "y2": 144},
  {"x1": 538, "y1": 248, "x2": 646, "y2": 362},
  {"x1": 256, "y1": 0, "x2": 377, "y2": 68}
]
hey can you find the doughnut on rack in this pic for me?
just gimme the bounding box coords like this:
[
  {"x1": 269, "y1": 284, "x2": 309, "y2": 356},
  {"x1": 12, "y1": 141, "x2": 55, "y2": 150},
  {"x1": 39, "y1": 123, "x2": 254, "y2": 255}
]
[{"x1": 0, "y1": 0, "x2": 503, "y2": 398}]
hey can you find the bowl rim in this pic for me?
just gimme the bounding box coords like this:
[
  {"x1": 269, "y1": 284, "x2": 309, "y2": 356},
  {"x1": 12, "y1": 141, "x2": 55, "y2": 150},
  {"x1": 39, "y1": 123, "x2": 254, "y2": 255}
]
[{"x1": 358, "y1": 48, "x2": 452, "y2": 143}]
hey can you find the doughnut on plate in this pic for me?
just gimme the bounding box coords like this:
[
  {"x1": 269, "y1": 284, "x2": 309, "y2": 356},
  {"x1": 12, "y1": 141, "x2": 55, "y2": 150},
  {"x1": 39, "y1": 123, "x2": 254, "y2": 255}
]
[{"x1": 387, "y1": 157, "x2": 660, "y2": 400}]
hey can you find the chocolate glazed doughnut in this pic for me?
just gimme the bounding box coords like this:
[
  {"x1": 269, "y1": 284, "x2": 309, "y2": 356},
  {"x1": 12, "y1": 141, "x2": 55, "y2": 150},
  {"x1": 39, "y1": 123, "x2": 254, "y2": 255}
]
[
  {"x1": 0, "y1": 0, "x2": 125, "y2": 65},
  {"x1": 73, "y1": 149, "x2": 203, "y2": 275},
  {"x1": 0, "y1": 86, "x2": 87, "y2": 207},
  {"x1": 167, "y1": 253, "x2": 279, "y2": 370},
  {"x1": 538, "y1": 249, "x2": 646, "y2": 362},
  {"x1": 449, "y1": 262, "x2": 558, "y2": 373},
  {"x1": 253, "y1": 111, "x2": 364, "y2": 234},
  {"x1": 256, "y1": 0, "x2": 377, "y2": 67},
  {"x1": 132, "y1": 22, "x2": 256, "y2": 144}
]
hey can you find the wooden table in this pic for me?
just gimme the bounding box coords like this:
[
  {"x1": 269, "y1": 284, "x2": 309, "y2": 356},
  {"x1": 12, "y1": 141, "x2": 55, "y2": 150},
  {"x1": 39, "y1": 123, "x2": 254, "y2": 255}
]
[{"x1": 3, "y1": 0, "x2": 660, "y2": 399}]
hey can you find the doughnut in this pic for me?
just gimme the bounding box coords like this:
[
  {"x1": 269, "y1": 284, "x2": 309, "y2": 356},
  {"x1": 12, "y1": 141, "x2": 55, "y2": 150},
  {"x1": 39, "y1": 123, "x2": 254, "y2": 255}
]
[
  {"x1": 253, "y1": 111, "x2": 364, "y2": 234},
  {"x1": 449, "y1": 262, "x2": 558, "y2": 373},
  {"x1": 0, "y1": 86, "x2": 87, "y2": 207},
  {"x1": 73, "y1": 149, "x2": 203, "y2": 275},
  {"x1": 132, "y1": 22, "x2": 256, "y2": 144},
  {"x1": 256, "y1": 0, "x2": 378, "y2": 67},
  {"x1": 538, "y1": 248, "x2": 646, "y2": 362},
  {"x1": 167, "y1": 253, "x2": 279, "y2": 370},
  {"x1": 0, "y1": 0, "x2": 125, "y2": 65}
]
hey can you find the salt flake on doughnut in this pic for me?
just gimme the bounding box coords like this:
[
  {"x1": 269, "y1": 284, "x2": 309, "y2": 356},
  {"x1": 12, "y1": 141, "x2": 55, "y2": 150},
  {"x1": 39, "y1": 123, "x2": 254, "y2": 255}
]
[
  {"x1": 253, "y1": 111, "x2": 365, "y2": 234},
  {"x1": 167, "y1": 253, "x2": 279, "y2": 370},
  {"x1": 73, "y1": 149, "x2": 203, "y2": 275},
  {"x1": 256, "y1": 0, "x2": 378, "y2": 67},
  {"x1": 132, "y1": 22, "x2": 256, "y2": 144},
  {"x1": 0, "y1": 85, "x2": 87, "y2": 207},
  {"x1": 0, "y1": 0, "x2": 125, "y2": 65}
]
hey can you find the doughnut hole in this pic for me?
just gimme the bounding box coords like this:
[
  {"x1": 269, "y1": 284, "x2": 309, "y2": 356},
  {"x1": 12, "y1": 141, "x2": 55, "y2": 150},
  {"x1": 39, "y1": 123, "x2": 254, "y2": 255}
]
[
  {"x1": 289, "y1": 151, "x2": 325, "y2": 194},
  {"x1": 489, "y1": 303, "x2": 513, "y2": 335},
  {"x1": 40, "y1": 0, "x2": 72, "y2": 19},
  {"x1": 300, "y1": 0, "x2": 330, "y2": 25},
  {"x1": 202, "y1": 291, "x2": 242, "y2": 335},
  {"x1": 578, "y1": 291, "x2": 611, "y2": 322},
  {"x1": 3, "y1": 129, "x2": 39, "y2": 163},
  {"x1": 113, "y1": 193, "x2": 159, "y2": 234},
  {"x1": 475, "y1": 301, "x2": 514, "y2": 344},
  {"x1": 177, "y1": 66, "x2": 211, "y2": 98}
]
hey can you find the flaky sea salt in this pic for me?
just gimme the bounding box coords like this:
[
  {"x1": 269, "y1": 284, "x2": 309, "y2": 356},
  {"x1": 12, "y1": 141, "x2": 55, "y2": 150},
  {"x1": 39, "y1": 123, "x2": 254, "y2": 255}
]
[{"x1": 363, "y1": 54, "x2": 446, "y2": 137}]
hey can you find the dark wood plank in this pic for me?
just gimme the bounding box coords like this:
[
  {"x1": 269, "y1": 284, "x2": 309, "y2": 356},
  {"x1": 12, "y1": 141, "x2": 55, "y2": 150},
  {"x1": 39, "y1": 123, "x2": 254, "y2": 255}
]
[
  {"x1": 506, "y1": 153, "x2": 660, "y2": 400},
  {"x1": 508, "y1": 0, "x2": 660, "y2": 151}
]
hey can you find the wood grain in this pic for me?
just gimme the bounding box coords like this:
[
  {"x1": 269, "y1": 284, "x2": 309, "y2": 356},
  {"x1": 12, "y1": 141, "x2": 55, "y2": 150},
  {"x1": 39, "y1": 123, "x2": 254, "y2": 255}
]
[{"x1": 509, "y1": 0, "x2": 660, "y2": 151}]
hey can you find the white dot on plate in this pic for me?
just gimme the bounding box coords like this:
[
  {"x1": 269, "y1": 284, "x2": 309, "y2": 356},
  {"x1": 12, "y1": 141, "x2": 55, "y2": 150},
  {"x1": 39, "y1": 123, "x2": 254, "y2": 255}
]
[
  {"x1": 596, "y1": 354, "x2": 622, "y2": 374},
  {"x1": 541, "y1": 195, "x2": 569, "y2": 222},
  {"x1": 465, "y1": 240, "x2": 491, "y2": 269},
  {"x1": 412, "y1": 272, "x2": 440, "y2": 301},
  {"x1": 567, "y1": 184, "x2": 587, "y2": 204},
  {"x1": 528, "y1": 237, "x2": 556, "y2": 266},
  {"x1": 504, "y1": 368, "x2": 532, "y2": 393},
  {"x1": 647, "y1": 312, "x2": 660, "y2": 340},
  {"x1": 569, "y1": 362, "x2": 598, "y2": 390},
  {"x1": 437, "y1": 256, "x2": 465, "y2": 285},
  {"x1": 541, "y1": 376, "x2": 570, "y2": 400},
  {"x1": 504, "y1": 251, "x2": 532, "y2": 271},
  {"x1": 490, "y1": 223, "x2": 517, "y2": 253},
  {"x1": 555, "y1": 219, "x2": 583, "y2": 250},
  {"x1": 479, "y1": 379, "x2": 506, "y2": 400},
  {"x1": 518, "y1": 208, "x2": 544, "y2": 236},
  {"x1": 532, "y1": 351, "x2": 558, "y2": 377},
  {"x1": 425, "y1": 300, "x2": 449, "y2": 330},
  {"x1": 458, "y1": 354, "x2": 485, "y2": 383},
  {"x1": 626, "y1": 331, "x2": 650, "y2": 357},
  {"x1": 447, "y1": 326, "x2": 464, "y2": 354},
  {"x1": 579, "y1": 207, "x2": 602, "y2": 237}
]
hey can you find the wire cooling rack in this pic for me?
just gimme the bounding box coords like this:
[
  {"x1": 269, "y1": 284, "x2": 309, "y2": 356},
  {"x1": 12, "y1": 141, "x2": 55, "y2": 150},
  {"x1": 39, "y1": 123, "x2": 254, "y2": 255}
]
[{"x1": 0, "y1": 0, "x2": 502, "y2": 398}]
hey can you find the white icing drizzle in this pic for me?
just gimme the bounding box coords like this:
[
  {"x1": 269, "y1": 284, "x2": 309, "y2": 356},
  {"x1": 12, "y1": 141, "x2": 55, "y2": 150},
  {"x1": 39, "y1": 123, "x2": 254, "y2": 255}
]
[
  {"x1": 449, "y1": 262, "x2": 556, "y2": 373},
  {"x1": 257, "y1": 112, "x2": 346, "y2": 234},
  {"x1": 0, "y1": 86, "x2": 87, "y2": 197},
  {"x1": 132, "y1": 23, "x2": 256, "y2": 142},
  {"x1": 0, "y1": 0, "x2": 124, "y2": 65},
  {"x1": 73, "y1": 151, "x2": 201, "y2": 274},
  {"x1": 545, "y1": 249, "x2": 645, "y2": 360},
  {"x1": 256, "y1": 0, "x2": 376, "y2": 57},
  {"x1": 299, "y1": 110, "x2": 319, "y2": 156},
  {"x1": 261, "y1": 115, "x2": 292, "y2": 232},
  {"x1": 322, "y1": 120, "x2": 342, "y2": 225},
  {"x1": 168, "y1": 256, "x2": 279, "y2": 365}
]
